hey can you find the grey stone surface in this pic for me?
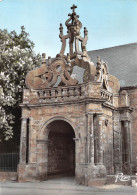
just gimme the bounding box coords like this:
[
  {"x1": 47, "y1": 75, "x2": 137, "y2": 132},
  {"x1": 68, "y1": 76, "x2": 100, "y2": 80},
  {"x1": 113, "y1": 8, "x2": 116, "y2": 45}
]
[
  {"x1": 0, "y1": 177, "x2": 137, "y2": 195},
  {"x1": 71, "y1": 66, "x2": 85, "y2": 84}
]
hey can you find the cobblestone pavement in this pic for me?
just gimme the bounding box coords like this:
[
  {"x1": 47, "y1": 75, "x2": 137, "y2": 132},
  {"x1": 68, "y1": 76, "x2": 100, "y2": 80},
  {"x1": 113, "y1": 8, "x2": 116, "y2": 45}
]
[{"x1": 0, "y1": 177, "x2": 137, "y2": 195}]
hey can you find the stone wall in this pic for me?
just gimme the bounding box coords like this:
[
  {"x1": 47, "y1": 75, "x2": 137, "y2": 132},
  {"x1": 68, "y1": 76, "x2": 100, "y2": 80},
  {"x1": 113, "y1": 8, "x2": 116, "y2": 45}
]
[
  {"x1": 102, "y1": 108, "x2": 113, "y2": 174},
  {"x1": 18, "y1": 81, "x2": 135, "y2": 183},
  {"x1": 0, "y1": 172, "x2": 17, "y2": 181},
  {"x1": 18, "y1": 102, "x2": 87, "y2": 181},
  {"x1": 123, "y1": 87, "x2": 137, "y2": 173}
]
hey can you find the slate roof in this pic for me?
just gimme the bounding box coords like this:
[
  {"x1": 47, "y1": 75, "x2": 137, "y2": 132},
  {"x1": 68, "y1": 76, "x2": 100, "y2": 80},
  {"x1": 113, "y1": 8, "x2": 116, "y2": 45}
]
[{"x1": 88, "y1": 43, "x2": 137, "y2": 87}]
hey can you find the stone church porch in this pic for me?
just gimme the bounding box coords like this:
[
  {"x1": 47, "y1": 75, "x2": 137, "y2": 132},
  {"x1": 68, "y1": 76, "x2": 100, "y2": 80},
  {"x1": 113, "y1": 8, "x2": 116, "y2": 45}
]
[{"x1": 18, "y1": 4, "x2": 133, "y2": 186}]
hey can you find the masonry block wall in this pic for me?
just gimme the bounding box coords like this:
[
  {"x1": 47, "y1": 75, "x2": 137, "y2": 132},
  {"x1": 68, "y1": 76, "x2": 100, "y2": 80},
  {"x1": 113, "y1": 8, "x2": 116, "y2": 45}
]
[
  {"x1": 18, "y1": 80, "x2": 132, "y2": 184},
  {"x1": 102, "y1": 108, "x2": 113, "y2": 174},
  {"x1": 18, "y1": 82, "x2": 137, "y2": 185},
  {"x1": 122, "y1": 88, "x2": 137, "y2": 173},
  {"x1": 18, "y1": 63, "x2": 136, "y2": 184}
]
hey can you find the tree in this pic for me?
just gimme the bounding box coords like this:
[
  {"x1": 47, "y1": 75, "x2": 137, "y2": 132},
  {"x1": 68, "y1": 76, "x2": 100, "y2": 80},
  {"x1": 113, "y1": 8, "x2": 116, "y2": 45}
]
[{"x1": 0, "y1": 26, "x2": 41, "y2": 147}]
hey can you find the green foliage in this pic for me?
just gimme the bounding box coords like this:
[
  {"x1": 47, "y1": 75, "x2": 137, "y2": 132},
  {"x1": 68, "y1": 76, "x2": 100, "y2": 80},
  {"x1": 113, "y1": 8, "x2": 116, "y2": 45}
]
[{"x1": 0, "y1": 26, "x2": 41, "y2": 143}]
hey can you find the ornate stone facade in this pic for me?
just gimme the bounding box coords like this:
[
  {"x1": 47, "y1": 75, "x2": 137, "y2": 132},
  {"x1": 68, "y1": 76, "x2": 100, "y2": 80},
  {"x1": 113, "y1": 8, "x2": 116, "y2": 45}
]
[{"x1": 18, "y1": 5, "x2": 134, "y2": 185}]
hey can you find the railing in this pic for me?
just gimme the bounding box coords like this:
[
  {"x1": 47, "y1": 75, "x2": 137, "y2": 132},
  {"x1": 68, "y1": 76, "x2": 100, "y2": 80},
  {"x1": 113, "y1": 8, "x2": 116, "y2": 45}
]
[
  {"x1": 101, "y1": 89, "x2": 113, "y2": 104},
  {"x1": 28, "y1": 84, "x2": 114, "y2": 104},
  {"x1": 37, "y1": 85, "x2": 83, "y2": 102},
  {"x1": 0, "y1": 153, "x2": 19, "y2": 172}
]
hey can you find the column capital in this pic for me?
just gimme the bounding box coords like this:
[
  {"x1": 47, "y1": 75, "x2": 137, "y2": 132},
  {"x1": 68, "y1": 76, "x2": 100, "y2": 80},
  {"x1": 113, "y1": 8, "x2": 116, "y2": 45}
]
[
  {"x1": 37, "y1": 139, "x2": 49, "y2": 144},
  {"x1": 21, "y1": 117, "x2": 27, "y2": 120},
  {"x1": 120, "y1": 117, "x2": 130, "y2": 122},
  {"x1": 96, "y1": 113, "x2": 103, "y2": 117},
  {"x1": 86, "y1": 112, "x2": 94, "y2": 116},
  {"x1": 123, "y1": 120, "x2": 129, "y2": 127},
  {"x1": 73, "y1": 138, "x2": 81, "y2": 142}
]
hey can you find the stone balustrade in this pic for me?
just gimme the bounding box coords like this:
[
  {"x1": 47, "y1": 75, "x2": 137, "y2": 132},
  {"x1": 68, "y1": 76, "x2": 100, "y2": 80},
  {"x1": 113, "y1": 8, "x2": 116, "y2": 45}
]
[
  {"x1": 23, "y1": 83, "x2": 114, "y2": 104},
  {"x1": 101, "y1": 89, "x2": 113, "y2": 104},
  {"x1": 37, "y1": 85, "x2": 82, "y2": 103},
  {"x1": 35, "y1": 85, "x2": 113, "y2": 104}
]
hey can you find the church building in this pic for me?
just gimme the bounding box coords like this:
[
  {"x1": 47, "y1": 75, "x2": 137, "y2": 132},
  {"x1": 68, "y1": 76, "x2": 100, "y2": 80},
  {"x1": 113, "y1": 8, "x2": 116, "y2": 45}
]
[{"x1": 18, "y1": 5, "x2": 137, "y2": 185}]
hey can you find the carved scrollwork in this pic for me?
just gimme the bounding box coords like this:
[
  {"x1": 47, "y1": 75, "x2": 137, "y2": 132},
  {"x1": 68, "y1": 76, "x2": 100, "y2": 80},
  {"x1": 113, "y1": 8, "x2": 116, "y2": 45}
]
[
  {"x1": 25, "y1": 5, "x2": 96, "y2": 90},
  {"x1": 58, "y1": 4, "x2": 90, "y2": 60},
  {"x1": 26, "y1": 57, "x2": 78, "y2": 90}
]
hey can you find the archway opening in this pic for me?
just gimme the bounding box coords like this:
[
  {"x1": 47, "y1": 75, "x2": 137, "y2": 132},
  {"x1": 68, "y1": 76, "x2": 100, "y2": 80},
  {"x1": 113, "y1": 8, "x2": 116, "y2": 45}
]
[{"x1": 47, "y1": 120, "x2": 75, "y2": 178}]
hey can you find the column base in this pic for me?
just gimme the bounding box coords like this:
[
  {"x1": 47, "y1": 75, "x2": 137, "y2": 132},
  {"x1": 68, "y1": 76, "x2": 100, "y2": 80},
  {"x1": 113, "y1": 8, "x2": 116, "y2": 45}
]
[
  {"x1": 18, "y1": 162, "x2": 46, "y2": 182},
  {"x1": 95, "y1": 164, "x2": 106, "y2": 177},
  {"x1": 75, "y1": 163, "x2": 106, "y2": 186},
  {"x1": 17, "y1": 163, "x2": 28, "y2": 182},
  {"x1": 114, "y1": 163, "x2": 122, "y2": 174}
]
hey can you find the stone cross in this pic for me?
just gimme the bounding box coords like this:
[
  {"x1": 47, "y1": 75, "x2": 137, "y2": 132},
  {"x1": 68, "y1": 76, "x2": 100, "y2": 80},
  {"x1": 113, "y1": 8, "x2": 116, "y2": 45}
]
[{"x1": 71, "y1": 4, "x2": 77, "y2": 13}]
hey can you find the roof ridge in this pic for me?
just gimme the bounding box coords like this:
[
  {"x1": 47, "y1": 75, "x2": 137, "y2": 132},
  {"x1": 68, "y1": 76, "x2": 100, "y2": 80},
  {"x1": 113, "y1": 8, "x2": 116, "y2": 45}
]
[{"x1": 88, "y1": 42, "x2": 137, "y2": 52}]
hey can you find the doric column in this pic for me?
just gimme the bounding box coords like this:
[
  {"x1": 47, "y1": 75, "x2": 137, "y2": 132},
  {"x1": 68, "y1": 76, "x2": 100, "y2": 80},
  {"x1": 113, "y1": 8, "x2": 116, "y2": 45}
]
[
  {"x1": 74, "y1": 137, "x2": 87, "y2": 185},
  {"x1": 19, "y1": 118, "x2": 27, "y2": 164},
  {"x1": 37, "y1": 139, "x2": 49, "y2": 163},
  {"x1": 73, "y1": 138, "x2": 81, "y2": 165},
  {"x1": 123, "y1": 120, "x2": 130, "y2": 163},
  {"x1": 37, "y1": 139, "x2": 49, "y2": 180},
  {"x1": 87, "y1": 113, "x2": 94, "y2": 164},
  {"x1": 128, "y1": 121, "x2": 132, "y2": 164},
  {"x1": 113, "y1": 115, "x2": 122, "y2": 173},
  {"x1": 96, "y1": 114, "x2": 103, "y2": 165}
]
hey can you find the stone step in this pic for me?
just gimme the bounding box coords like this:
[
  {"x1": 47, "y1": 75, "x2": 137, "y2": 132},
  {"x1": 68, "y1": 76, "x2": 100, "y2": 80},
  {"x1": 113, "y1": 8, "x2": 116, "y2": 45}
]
[{"x1": 88, "y1": 178, "x2": 106, "y2": 186}]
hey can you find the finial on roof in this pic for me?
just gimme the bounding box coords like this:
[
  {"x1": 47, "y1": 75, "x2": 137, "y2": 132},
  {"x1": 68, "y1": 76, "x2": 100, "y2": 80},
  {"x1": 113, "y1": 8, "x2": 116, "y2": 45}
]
[
  {"x1": 97, "y1": 56, "x2": 101, "y2": 66},
  {"x1": 58, "y1": 5, "x2": 90, "y2": 60},
  {"x1": 67, "y1": 53, "x2": 71, "y2": 64},
  {"x1": 42, "y1": 53, "x2": 46, "y2": 64},
  {"x1": 84, "y1": 27, "x2": 88, "y2": 37},
  {"x1": 71, "y1": 4, "x2": 77, "y2": 13},
  {"x1": 59, "y1": 23, "x2": 63, "y2": 35},
  {"x1": 48, "y1": 56, "x2": 51, "y2": 64},
  {"x1": 65, "y1": 5, "x2": 81, "y2": 30}
]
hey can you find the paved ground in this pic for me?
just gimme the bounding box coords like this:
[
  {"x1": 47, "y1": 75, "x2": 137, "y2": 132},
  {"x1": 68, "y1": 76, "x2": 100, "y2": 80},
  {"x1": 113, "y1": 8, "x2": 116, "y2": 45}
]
[{"x1": 0, "y1": 177, "x2": 137, "y2": 195}]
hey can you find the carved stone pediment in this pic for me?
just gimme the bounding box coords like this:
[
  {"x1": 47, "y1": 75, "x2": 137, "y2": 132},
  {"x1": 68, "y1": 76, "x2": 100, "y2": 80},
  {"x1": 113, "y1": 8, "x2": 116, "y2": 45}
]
[
  {"x1": 25, "y1": 5, "x2": 119, "y2": 93},
  {"x1": 26, "y1": 57, "x2": 78, "y2": 90},
  {"x1": 25, "y1": 5, "x2": 96, "y2": 90}
]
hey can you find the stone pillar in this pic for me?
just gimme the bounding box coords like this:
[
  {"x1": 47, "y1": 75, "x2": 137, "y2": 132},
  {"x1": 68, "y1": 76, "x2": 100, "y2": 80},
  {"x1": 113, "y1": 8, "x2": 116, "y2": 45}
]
[
  {"x1": 74, "y1": 138, "x2": 82, "y2": 183},
  {"x1": 18, "y1": 117, "x2": 27, "y2": 182},
  {"x1": 19, "y1": 117, "x2": 27, "y2": 164},
  {"x1": 73, "y1": 138, "x2": 81, "y2": 165},
  {"x1": 123, "y1": 120, "x2": 130, "y2": 163},
  {"x1": 79, "y1": 137, "x2": 87, "y2": 164},
  {"x1": 92, "y1": 114, "x2": 106, "y2": 178},
  {"x1": 37, "y1": 139, "x2": 49, "y2": 180},
  {"x1": 87, "y1": 113, "x2": 94, "y2": 164},
  {"x1": 113, "y1": 115, "x2": 122, "y2": 173},
  {"x1": 129, "y1": 121, "x2": 132, "y2": 164},
  {"x1": 96, "y1": 114, "x2": 103, "y2": 165}
]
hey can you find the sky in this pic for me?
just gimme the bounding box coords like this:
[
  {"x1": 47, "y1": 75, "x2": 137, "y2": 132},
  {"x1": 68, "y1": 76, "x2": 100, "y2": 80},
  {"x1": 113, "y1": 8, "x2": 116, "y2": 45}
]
[{"x1": 0, "y1": 0, "x2": 137, "y2": 57}]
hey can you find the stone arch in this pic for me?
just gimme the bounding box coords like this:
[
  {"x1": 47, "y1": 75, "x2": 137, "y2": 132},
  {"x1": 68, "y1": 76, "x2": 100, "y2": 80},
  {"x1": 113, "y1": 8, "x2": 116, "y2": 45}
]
[
  {"x1": 47, "y1": 119, "x2": 76, "y2": 177},
  {"x1": 37, "y1": 116, "x2": 78, "y2": 141}
]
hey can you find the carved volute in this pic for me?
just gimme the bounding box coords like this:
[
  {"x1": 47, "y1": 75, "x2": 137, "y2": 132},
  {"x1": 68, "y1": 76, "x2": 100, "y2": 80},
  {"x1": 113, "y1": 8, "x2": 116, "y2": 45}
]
[
  {"x1": 25, "y1": 5, "x2": 97, "y2": 90},
  {"x1": 58, "y1": 4, "x2": 89, "y2": 60}
]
